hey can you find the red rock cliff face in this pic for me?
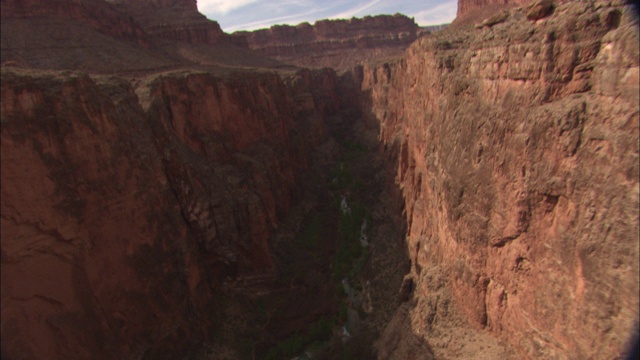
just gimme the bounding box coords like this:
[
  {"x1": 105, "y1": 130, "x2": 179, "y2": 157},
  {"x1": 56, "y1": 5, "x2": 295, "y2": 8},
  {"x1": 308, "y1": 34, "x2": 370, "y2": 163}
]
[
  {"x1": 361, "y1": 1, "x2": 638, "y2": 358},
  {"x1": 112, "y1": 0, "x2": 225, "y2": 44},
  {"x1": 0, "y1": 67, "x2": 342, "y2": 359},
  {"x1": 233, "y1": 14, "x2": 421, "y2": 70},
  {"x1": 1, "y1": 0, "x2": 286, "y2": 75},
  {"x1": 457, "y1": 0, "x2": 530, "y2": 18},
  {"x1": 0, "y1": 0, "x2": 149, "y2": 45}
]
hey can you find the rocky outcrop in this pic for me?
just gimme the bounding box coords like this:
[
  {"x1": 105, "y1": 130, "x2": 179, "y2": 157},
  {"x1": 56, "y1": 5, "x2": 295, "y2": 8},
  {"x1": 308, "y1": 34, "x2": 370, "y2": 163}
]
[
  {"x1": 454, "y1": 0, "x2": 533, "y2": 26},
  {"x1": 0, "y1": 66, "x2": 342, "y2": 359},
  {"x1": 111, "y1": 0, "x2": 226, "y2": 44},
  {"x1": 233, "y1": 14, "x2": 422, "y2": 70},
  {"x1": 457, "y1": 0, "x2": 530, "y2": 19},
  {"x1": 0, "y1": 0, "x2": 287, "y2": 73},
  {"x1": 0, "y1": 0, "x2": 149, "y2": 45},
  {"x1": 361, "y1": 0, "x2": 638, "y2": 358}
]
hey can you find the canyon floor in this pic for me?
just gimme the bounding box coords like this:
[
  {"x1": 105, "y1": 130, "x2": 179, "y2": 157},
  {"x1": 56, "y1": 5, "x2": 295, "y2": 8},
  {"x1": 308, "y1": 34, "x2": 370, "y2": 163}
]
[{"x1": 195, "y1": 108, "x2": 518, "y2": 359}]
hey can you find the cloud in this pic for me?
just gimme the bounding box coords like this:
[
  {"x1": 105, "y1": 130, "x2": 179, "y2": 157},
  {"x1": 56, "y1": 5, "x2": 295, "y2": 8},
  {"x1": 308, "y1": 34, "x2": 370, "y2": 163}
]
[
  {"x1": 224, "y1": 7, "x2": 329, "y2": 32},
  {"x1": 412, "y1": 1, "x2": 457, "y2": 25},
  {"x1": 200, "y1": 0, "x2": 458, "y2": 32},
  {"x1": 198, "y1": 0, "x2": 260, "y2": 14},
  {"x1": 329, "y1": 0, "x2": 384, "y2": 20}
]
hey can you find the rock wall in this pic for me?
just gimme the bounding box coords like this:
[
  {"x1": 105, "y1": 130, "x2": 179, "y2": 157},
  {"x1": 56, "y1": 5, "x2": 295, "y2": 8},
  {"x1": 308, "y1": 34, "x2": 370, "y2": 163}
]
[
  {"x1": 457, "y1": 0, "x2": 530, "y2": 18},
  {"x1": 0, "y1": 0, "x2": 287, "y2": 74},
  {"x1": 0, "y1": 67, "x2": 342, "y2": 359},
  {"x1": 0, "y1": 0, "x2": 149, "y2": 45},
  {"x1": 361, "y1": 1, "x2": 639, "y2": 358},
  {"x1": 233, "y1": 14, "x2": 421, "y2": 70},
  {"x1": 109, "y1": 0, "x2": 226, "y2": 44}
]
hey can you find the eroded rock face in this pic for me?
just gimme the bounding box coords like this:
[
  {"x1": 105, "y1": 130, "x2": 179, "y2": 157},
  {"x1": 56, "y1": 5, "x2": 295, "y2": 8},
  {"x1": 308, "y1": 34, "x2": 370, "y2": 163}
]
[
  {"x1": 110, "y1": 0, "x2": 225, "y2": 44},
  {"x1": 233, "y1": 14, "x2": 422, "y2": 70},
  {"x1": 362, "y1": 1, "x2": 639, "y2": 358},
  {"x1": 0, "y1": 67, "x2": 342, "y2": 359},
  {"x1": 457, "y1": 0, "x2": 530, "y2": 19},
  {"x1": 0, "y1": 0, "x2": 149, "y2": 45},
  {"x1": 1, "y1": 0, "x2": 287, "y2": 74}
]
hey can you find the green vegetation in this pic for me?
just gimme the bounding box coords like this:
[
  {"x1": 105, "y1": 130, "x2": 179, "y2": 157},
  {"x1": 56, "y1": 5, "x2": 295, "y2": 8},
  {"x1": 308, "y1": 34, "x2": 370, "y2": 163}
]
[
  {"x1": 338, "y1": 302, "x2": 349, "y2": 324},
  {"x1": 332, "y1": 202, "x2": 371, "y2": 281},
  {"x1": 299, "y1": 212, "x2": 322, "y2": 249},
  {"x1": 265, "y1": 316, "x2": 335, "y2": 360},
  {"x1": 330, "y1": 162, "x2": 353, "y2": 191},
  {"x1": 342, "y1": 140, "x2": 367, "y2": 161},
  {"x1": 256, "y1": 299, "x2": 267, "y2": 317},
  {"x1": 266, "y1": 333, "x2": 305, "y2": 360},
  {"x1": 239, "y1": 339, "x2": 255, "y2": 359},
  {"x1": 350, "y1": 246, "x2": 370, "y2": 280},
  {"x1": 267, "y1": 140, "x2": 373, "y2": 359},
  {"x1": 341, "y1": 347, "x2": 355, "y2": 360},
  {"x1": 307, "y1": 316, "x2": 334, "y2": 341},
  {"x1": 330, "y1": 141, "x2": 367, "y2": 192}
]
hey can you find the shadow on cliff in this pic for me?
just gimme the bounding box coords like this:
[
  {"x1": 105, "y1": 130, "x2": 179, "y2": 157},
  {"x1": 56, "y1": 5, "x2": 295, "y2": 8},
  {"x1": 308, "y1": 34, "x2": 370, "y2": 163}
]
[{"x1": 330, "y1": 68, "x2": 437, "y2": 360}]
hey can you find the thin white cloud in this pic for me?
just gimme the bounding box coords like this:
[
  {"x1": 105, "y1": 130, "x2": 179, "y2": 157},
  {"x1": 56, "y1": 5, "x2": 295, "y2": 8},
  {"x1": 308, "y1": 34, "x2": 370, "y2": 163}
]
[
  {"x1": 200, "y1": 0, "x2": 458, "y2": 32},
  {"x1": 198, "y1": 0, "x2": 260, "y2": 14},
  {"x1": 329, "y1": 0, "x2": 384, "y2": 20},
  {"x1": 411, "y1": 2, "x2": 457, "y2": 25},
  {"x1": 225, "y1": 7, "x2": 329, "y2": 32}
]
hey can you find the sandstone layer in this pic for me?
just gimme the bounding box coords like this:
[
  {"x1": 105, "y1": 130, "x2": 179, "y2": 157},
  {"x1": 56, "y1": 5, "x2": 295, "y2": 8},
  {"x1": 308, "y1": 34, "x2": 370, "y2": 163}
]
[
  {"x1": 359, "y1": 1, "x2": 639, "y2": 358},
  {"x1": 109, "y1": 0, "x2": 226, "y2": 44},
  {"x1": 457, "y1": 0, "x2": 530, "y2": 18},
  {"x1": 0, "y1": 0, "x2": 149, "y2": 45},
  {"x1": 233, "y1": 14, "x2": 423, "y2": 71},
  {"x1": 0, "y1": 0, "x2": 286, "y2": 73}
]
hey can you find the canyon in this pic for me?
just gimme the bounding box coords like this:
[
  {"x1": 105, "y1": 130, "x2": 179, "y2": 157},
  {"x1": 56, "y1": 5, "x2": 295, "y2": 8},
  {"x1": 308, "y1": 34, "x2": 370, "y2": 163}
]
[
  {"x1": 1, "y1": 0, "x2": 638, "y2": 359},
  {"x1": 231, "y1": 14, "x2": 425, "y2": 71}
]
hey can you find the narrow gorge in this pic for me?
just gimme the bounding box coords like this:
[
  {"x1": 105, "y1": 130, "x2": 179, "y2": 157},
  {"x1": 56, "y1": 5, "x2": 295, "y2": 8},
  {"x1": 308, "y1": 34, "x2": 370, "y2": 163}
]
[{"x1": 1, "y1": 0, "x2": 638, "y2": 359}]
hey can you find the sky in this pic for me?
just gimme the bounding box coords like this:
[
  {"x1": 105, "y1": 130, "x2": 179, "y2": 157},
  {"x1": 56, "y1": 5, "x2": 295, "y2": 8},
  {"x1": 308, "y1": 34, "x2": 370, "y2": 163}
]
[{"x1": 197, "y1": 0, "x2": 458, "y2": 33}]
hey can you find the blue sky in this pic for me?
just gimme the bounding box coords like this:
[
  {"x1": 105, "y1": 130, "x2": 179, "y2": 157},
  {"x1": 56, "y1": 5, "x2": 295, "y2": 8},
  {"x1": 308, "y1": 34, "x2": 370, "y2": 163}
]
[{"x1": 197, "y1": 0, "x2": 458, "y2": 32}]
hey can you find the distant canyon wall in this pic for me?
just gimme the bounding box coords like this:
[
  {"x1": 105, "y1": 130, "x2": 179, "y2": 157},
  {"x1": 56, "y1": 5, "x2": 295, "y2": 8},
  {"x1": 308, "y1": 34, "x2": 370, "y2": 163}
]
[
  {"x1": 361, "y1": 0, "x2": 638, "y2": 358},
  {"x1": 0, "y1": 0, "x2": 150, "y2": 45},
  {"x1": 232, "y1": 14, "x2": 422, "y2": 70},
  {"x1": 106, "y1": 0, "x2": 226, "y2": 44}
]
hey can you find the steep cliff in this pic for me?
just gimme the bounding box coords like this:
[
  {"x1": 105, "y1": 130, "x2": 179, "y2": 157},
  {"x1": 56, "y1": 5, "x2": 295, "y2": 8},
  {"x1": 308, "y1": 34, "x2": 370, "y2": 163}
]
[
  {"x1": 233, "y1": 14, "x2": 422, "y2": 71},
  {"x1": 0, "y1": 0, "x2": 286, "y2": 73},
  {"x1": 360, "y1": 0, "x2": 639, "y2": 358},
  {"x1": 0, "y1": 0, "x2": 149, "y2": 45},
  {"x1": 0, "y1": 1, "x2": 359, "y2": 358},
  {"x1": 457, "y1": 0, "x2": 530, "y2": 18},
  {"x1": 110, "y1": 0, "x2": 226, "y2": 44},
  {"x1": 0, "y1": 66, "x2": 344, "y2": 358}
]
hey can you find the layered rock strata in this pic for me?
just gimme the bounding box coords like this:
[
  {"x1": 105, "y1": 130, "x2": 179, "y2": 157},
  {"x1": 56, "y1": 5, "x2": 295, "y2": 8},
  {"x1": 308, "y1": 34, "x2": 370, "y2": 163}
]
[
  {"x1": 0, "y1": 0, "x2": 149, "y2": 45},
  {"x1": 0, "y1": 0, "x2": 285, "y2": 73},
  {"x1": 233, "y1": 14, "x2": 422, "y2": 71},
  {"x1": 361, "y1": 1, "x2": 639, "y2": 358},
  {"x1": 457, "y1": 0, "x2": 530, "y2": 18},
  {"x1": 110, "y1": 0, "x2": 226, "y2": 44},
  {"x1": 0, "y1": 67, "x2": 342, "y2": 359}
]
